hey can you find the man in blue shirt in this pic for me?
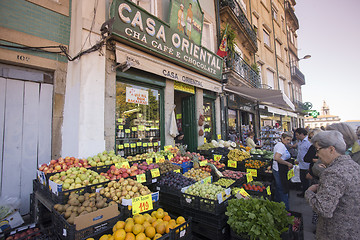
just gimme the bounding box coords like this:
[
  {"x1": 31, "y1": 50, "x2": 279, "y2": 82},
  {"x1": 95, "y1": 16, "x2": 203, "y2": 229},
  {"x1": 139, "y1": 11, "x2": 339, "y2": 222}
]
[{"x1": 294, "y1": 128, "x2": 311, "y2": 197}]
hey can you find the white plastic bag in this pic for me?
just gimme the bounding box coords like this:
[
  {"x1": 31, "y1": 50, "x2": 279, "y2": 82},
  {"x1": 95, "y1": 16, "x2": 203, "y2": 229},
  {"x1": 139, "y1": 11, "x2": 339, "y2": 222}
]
[
  {"x1": 169, "y1": 110, "x2": 178, "y2": 138},
  {"x1": 290, "y1": 165, "x2": 301, "y2": 183}
]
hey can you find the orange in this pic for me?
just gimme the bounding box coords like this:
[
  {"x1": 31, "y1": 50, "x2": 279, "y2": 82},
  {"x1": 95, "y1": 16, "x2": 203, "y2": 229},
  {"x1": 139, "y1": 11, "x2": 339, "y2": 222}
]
[
  {"x1": 144, "y1": 226, "x2": 156, "y2": 238},
  {"x1": 124, "y1": 232, "x2": 135, "y2": 240},
  {"x1": 176, "y1": 216, "x2": 185, "y2": 224},
  {"x1": 162, "y1": 215, "x2": 171, "y2": 222},
  {"x1": 155, "y1": 210, "x2": 164, "y2": 219},
  {"x1": 155, "y1": 223, "x2": 166, "y2": 235},
  {"x1": 113, "y1": 221, "x2": 126, "y2": 232},
  {"x1": 135, "y1": 232, "x2": 146, "y2": 240},
  {"x1": 113, "y1": 229, "x2": 126, "y2": 240},
  {"x1": 132, "y1": 224, "x2": 144, "y2": 235},
  {"x1": 153, "y1": 233, "x2": 162, "y2": 240},
  {"x1": 99, "y1": 235, "x2": 110, "y2": 240}
]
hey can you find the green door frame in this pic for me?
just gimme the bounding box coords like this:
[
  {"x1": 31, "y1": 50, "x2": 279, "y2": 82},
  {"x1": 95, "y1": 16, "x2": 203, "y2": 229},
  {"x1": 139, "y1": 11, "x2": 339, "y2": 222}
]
[{"x1": 182, "y1": 95, "x2": 197, "y2": 152}]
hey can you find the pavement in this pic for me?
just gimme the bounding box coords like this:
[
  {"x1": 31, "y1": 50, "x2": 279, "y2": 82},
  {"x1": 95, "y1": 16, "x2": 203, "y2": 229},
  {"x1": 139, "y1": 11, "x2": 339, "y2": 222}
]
[{"x1": 289, "y1": 187, "x2": 316, "y2": 240}]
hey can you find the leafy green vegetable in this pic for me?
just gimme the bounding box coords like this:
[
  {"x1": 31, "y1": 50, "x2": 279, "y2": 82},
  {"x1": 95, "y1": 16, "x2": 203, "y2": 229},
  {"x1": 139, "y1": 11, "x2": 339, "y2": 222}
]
[{"x1": 226, "y1": 198, "x2": 294, "y2": 240}]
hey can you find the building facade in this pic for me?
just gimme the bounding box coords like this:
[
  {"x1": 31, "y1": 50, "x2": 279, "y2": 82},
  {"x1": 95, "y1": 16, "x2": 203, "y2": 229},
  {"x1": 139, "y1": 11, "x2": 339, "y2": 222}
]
[{"x1": 305, "y1": 101, "x2": 341, "y2": 129}]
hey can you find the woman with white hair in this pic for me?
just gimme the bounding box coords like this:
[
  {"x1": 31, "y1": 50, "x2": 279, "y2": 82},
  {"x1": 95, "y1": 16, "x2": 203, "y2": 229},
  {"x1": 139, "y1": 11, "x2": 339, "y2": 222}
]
[{"x1": 306, "y1": 130, "x2": 360, "y2": 239}]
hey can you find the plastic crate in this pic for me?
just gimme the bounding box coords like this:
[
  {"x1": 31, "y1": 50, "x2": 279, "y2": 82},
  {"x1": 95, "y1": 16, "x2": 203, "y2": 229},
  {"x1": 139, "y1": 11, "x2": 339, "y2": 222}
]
[
  {"x1": 183, "y1": 207, "x2": 228, "y2": 228},
  {"x1": 52, "y1": 208, "x2": 123, "y2": 240},
  {"x1": 33, "y1": 179, "x2": 52, "y2": 200},
  {"x1": 213, "y1": 177, "x2": 242, "y2": 189},
  {"x1": 192, "y1": 220, "x2": 229, "y2": 240},
  {"x1": 180, "y1": 192, "x2": 232, "y2": 215},
  {"x1": 172, "y1": 161, "x2": 193, "y2": 173}
]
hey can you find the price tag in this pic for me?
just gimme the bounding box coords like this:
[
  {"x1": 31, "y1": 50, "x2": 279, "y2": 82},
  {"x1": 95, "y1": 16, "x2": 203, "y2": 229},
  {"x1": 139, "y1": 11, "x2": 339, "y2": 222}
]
[
  {"x1": 176, "y1": 114, "x2": 182, "y2": 119},
  {"x1": 120, "y1": 162, "x2": 130, "y2": 169},
  {"x1": 239, "y1": 188, "x2": 250, "y2": 197},
  {"x1": 247, "y1": 169, "x2": 258, "y2": 177},
  {"x1": 287, "y1": 168, "x2": 295, "y2": 180},
  {"x1": 204, "y1": 138, "x2": 207, "y2": 143},
  {"x1": 228, "y1": 160, "x2": 237, "y2": 168},
  {"x1": 118, "y1": 144, "x2": 124, "y2": 149},
  {"x1": 200, "y1": 160, "x2": 208, "y2": 166},
  {"x1": 137, "y1": 142, "x2": 142, "y2": 146},
  {"x1": 132, "y1": 194, "x2": 153, "y2": 215},
  {"x1": 115, "y1": 163, "x2": 121, "y2": 168},
  {"x1": 156, "y1": 156, "x2": 165, "y2": 163},
  {"x1": 124, "y1": 143, "x2": 130, "y2": 148},
  {"x1": 146, "y1": 128, "x2": 150, "y2": 131},
  {"x1": 138, "y1": 113, "x2": 142, "y2": 118},
  {"x1": 246, "y1": 173, "x2": 253, "y2": 183},
  {"x1": 155, "y1": 120, "x2": 159, "y2": 123},
  {"x1": 117, "y1": 118, "x2": 123, "y2": 123},
  {"x1": 125, "y1": 129, "x2": 131, "y2": 134},
  {"x1": 214, "y1": 155, "x2": 222, "y2": 161},
  {"x1": 148, "y1": 142, "x2": 153, "y2": 147},
  {"x1": 146, "y1": 158, "x2": 153, "y2": 164},
  {"x1": 203, "y1": 176, "x2": 212, "y2": 184},
  {"x1": 266, "y1": 186, "x2": 271, "y2": 195},
  {"x1": 118, "y1": 125, "x2": 123, "y2": 130},
  {"x1": 143, "y1": 143, "x2": 148, "y2": 147},
  {"x1": 217, "y1": 134, "x2": 221, "y2": 140},
  {"x1": 164, "y1": 145, "x2": 172, "y2": 151},
  {"x1": 151, "y1": 168, "x2": 160, "y2": 178},
  {"x1": 138, "y1": 125, "x2": 145, "y2": 131},
  {"x1": 167, "y1": 154, "x2": 174, "y2": 160},
  {"x1": 132, "y1": 127, "x2": 137, "y2": 132},
  {"x1": 154, "y1": 142, "x2": 159, "y2": 146},
  {"x1": 173, "y1": 169, "x2": 181, "y2": 173},
  {"x1": 136, "y1": 174, "x2": 146, "y2": 183},
  {"x1": 130, "y1": 143, "x2": 136, "y2": 148}
]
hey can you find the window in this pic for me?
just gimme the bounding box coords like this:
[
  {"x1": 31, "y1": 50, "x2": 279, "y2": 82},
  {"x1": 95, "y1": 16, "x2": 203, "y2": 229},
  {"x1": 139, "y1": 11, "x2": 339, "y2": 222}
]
[
  {"x1": 272, "y1": 8, "x2": 278, "y2": 21},
  {"x1": 26, "y1": 0, "x2": 69, "y2": 16},
  {"x1": 202, "y1": 20, "x2": 214, "y2": 52},
  {"x1": 281, "y1": 16, "x2": 285, "y2": 31},
  {"x1": 234, "y1": 44, "x2": 243, "y2": 57},
  {"x1": 263, "y1": 30, "x2": 271, "y2": 47},
  {"x1": 275, "y1": 40, "x2": 282, "y2": 57},
  {"x1": 266, "y1": 69, "x2": 274, "y2": 89}
]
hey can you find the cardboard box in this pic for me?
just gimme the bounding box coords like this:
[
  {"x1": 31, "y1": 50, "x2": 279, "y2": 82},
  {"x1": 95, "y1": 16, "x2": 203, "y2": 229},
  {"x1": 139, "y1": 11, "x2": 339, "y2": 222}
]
[
  {"x1": 121, "y1": 192, "x2": 159, "y2": 206},
  {"x1": 0, "y1": 210, "x2": 24, "y2": 233},
  {"x1": 73, "y1": 204, "x2": 119, "y2": 230}
]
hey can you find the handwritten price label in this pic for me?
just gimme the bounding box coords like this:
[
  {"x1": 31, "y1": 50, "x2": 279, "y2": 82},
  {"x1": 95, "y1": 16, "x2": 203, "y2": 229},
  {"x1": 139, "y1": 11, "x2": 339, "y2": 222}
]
[
  {"x1": 117, "y1": 118, "x2": 123, "y2": 123},
  {"x1": 143, "y1": 143, "x2": 148, "y2": 147},
  {"x1": 124, "y1": 143, "x2": 130, "y2": 148},
  {"x1": 156, "y1": 156, "x2": 165, "y2": 163},
  {"x1": 132, "y1": 127, "x2": 137, "y2": 132},
  {"x1": 246, "y1": 173, "x2": 253, "y2": 183},
  {"x1": 228, "y1": 160, "x2": 237, "y2": 168},
  {"x1": 130, "y1": 143, "x2": 136, "y2": 148},
  {"x1": 120, "y1": 162, "x2": 130, "y2": 169},
  {"x1": 118, "y1": 144, "x2": 124, "y2": 149},
  {"x1": 167, "y1": 154, "x2": 174, "y2": 160},
  {"x1": 148, "y1": 142, "x2": 153, "y2": 147},
  {"x1": 217, "y1": 134, "x2": 221, "y2": 140},
  {"x1": 239, "y1": 188, "x2": 250, "y2": 197},
  {"x1": 154, "y1": 142, "x2": 159, "y2": 146},
  {"x1": 173, "y1": 169, "x2": 181, "y2": 173},
  {"x1": 287, "y1": 168, "x2": 295, "y2": 180},
  {"x1": 204, "y1": 138, "x2": 207, "y2": 143},
  {"x1": 151, "y1": 168, "x2": 160, "y2": 178},
  {"x1": 266, "y1": 186, "x2": 271, "y2": 195},
  {"x1": 136, "y1": 174, "x2": 146, "y2": 183},
  {"x1": 125, "y1": 129, "x2": 131, "y2": 134},
  {"x1": 247, "y1": 169, "x2": 258, "y2": 177},
  {"x1": 138, "y1": 125, "x2": 145, "y2": 131},
  {"x1": 214, "y1": 155, "x2": 222, "y2": 161},
  {"x1": 164, "y1": 145, "x2": 172, "y2": 151},
  {"x1": 203, "y1": 176, "x2": 212, "y2": 184},
  {"x1": 118, "y1": 125, "x2": 123, "y2": 130},
  {"x1": 132, "y1": 194, "x2": 153, "y2": 215},
  {"x1": 137, "y1": 142, "x2": 142, "y2": 146},
  {"x1": 146, "y1": 158, "x2": 153, "y2": 164},
  {"x1": 200, "y1": 160, "x2": 208, "y2": 167}
]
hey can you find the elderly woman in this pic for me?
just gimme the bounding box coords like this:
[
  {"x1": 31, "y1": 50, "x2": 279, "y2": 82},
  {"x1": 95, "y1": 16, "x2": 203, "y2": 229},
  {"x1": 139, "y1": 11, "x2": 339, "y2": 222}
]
[{"x1": 305, "y1": 131, "x2": 360, "y2": 239}]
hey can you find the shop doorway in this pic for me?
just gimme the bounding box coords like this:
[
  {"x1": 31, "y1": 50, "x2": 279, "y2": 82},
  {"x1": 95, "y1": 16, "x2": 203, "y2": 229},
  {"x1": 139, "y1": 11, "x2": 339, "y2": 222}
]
[{"x1": 174, "y1": 91, "x2": 196, "y2": 152}]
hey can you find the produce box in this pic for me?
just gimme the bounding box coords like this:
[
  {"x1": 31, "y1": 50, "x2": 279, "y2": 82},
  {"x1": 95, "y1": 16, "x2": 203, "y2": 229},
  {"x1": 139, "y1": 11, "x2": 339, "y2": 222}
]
[
  {"x1": 183, "y1": 207, "x2": 228, "y2": 228},
  {"x1": 52, "y1": 204, "x2": 122, "y2": 240},
  {"x1": 33, "y1": 179, "x2": 52, "y2": 200},
  {"x1": 172, "y1": 161, "x2": 193, "y2": 173},
  {"x1": 4, "y1": 223, "x2": 52, "y2": 240},
  {"x1": 0, "y1": 210, "x2": 24, "y2": 234},
  {"x1": 213, "y1": 177, "x2": 241, "y2": 189},
  {"x1": 192, "y1": 220, "x2": 229, "y2": 240}
]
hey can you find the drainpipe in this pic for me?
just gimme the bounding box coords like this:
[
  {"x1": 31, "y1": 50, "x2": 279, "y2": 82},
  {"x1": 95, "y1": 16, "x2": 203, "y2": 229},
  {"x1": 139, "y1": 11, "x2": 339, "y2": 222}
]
[
  {"x1": 270, "y1": 0, "x2": 280, "y2": 90},
  {"x1": 215, "y1": 0, "x2": 221, "y2": 47}
]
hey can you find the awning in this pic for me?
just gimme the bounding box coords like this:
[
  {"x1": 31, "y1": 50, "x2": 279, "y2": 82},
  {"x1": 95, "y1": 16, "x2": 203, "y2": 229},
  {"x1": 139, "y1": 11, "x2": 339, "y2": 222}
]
[
  {"x1": 224, "y1": 85, "x2": 295, "y2": 111},
  {"x1": 262, "y1": 106, "x2": 298, "y2": 117}
]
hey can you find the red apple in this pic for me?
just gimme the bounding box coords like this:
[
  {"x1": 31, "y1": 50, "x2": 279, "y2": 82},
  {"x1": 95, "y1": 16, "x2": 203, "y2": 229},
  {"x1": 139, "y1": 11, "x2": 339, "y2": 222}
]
[{"x1": 50, "y1": 159, "x2": 57, "y2": 165}]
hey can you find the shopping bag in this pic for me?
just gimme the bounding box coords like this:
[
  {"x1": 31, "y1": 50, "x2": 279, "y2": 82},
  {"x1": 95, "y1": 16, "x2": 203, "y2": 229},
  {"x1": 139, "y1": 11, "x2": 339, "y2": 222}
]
[{"x1": 290, "y1": 165, "x2": 301, "y2": 183}]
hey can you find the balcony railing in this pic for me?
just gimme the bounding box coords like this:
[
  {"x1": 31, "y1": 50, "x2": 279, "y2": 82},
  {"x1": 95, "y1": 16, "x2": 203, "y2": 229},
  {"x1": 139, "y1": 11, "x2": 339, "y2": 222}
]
[
  {"x1": 220, "y1": 0, "x2": 257, "y2": 49},
  {"x1": 226, "y1": 53, "x2": 261, "y2": 88},
  {"x1": 291, "y1": 66, "x2": 305, "y2": 85},
  {"x1": 285, "y1": 1, "x2": 299, "y2": 30}
]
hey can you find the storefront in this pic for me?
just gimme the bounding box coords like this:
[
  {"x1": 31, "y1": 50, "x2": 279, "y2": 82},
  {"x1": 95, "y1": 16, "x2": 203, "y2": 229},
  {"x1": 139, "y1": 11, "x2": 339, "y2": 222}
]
[{"x1": 110, "y1": 0, "x2": 223, "y2": 152}]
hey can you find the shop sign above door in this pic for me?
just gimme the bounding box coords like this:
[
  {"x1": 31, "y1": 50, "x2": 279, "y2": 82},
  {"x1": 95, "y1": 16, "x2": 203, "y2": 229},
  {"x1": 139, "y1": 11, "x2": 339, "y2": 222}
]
[{"x1": 110, "y1": 0, "x2": 223, "y2": 80}]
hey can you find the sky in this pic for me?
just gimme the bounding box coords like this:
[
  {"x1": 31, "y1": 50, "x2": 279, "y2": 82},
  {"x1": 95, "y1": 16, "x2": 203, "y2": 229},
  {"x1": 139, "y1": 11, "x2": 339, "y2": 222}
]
[{"x1": 295, "y1": 0, "x2": 360, "y2": 121}]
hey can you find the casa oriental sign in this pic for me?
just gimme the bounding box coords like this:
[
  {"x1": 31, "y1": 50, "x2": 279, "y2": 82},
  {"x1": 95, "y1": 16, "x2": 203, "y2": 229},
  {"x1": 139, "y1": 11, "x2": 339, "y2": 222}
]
[{"x1": 110, "y1": 0, "x2": 223, "y2": 80}]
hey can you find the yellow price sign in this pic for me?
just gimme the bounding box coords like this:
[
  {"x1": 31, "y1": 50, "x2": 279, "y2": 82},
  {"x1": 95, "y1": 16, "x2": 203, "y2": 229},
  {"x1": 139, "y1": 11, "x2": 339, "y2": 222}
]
[
  {"x1": 117, "y1": 118, "x2": 123, "y2": 123},
  {"x1": 239, "y1": 188, "x2": 250, "y2": 197},
  {"x1": 130, "y1": 143, "x2": 136, "y2": 148},
  {"x1": 118, "y1": 125, "x2": 123, "y2": 130},
  {"x1": 214, "y1": 155, "x2": 222, "y2": 161},
  {"x1": 154, "y1": 142, "x2": 159, "y2": 146},
  {"x1": 228, "y1": 160, "x2": 237, "y2": 168},
  {"x1": 115, "y1": 163, "x2": 121, "y2": 168},
  {"x1": 132, "y1": 194, "x2": 153, "y2": 215},
  {"x1": 164, "y1": 145, "x2": 172, "y2": 151},
  {"x1": 151, "y1": 168, "x2": 160, "y2": 178},
  {"x1": 118, "y1": 144, "x2": 124, "y2": 149},
  {"x1": 246, "y1": 173, "x2": 253, "y2": 183},
  {"x1": 200, "y1": 160, "x2": 208, "y2": 167},
  {"x1": 167, "y1": 154, "x2": 174, "y2": 160},
  {"x1": 247, "y1": 169, "x2": 258, "y2": 177},
  {"x1": 266, "y1": 186, "x2": 271, "y2": 195},
  {"x1": 137, "y1": 142, "x2": 142, "y2": 146},
  {"x1": 120, "y1": 162, "x2": 130, "y2": 169},
  {"x1": 138, "y1": 125, "x2": 145, "y2": 131},
  {"x1": 124, "y1": 143, "x2": 130, "y2": 148},
  {"x1": 155, "y1": 156, "x2": 165, "y2": 163},
  {"x1": 125, "y1": 129, "x2": 131, "y2": 133},
  {"x1": 173, "y1": 169, "x2": 181, "y2": 173},
  {"x1": 132, "y1": 127, "x2": 137, "y2": 132},
  {"x1": 287, "y1": 168, "x2": 295, "y2": 180},
  {"x1": 146, "y1": 128, "x2": 150, "y2": 131},
  {"x1": 143, "y1": 143, "x2": 148, "y2": 147},
  {"x1": 217, "y1": 134, "x2": 221, "y2": 140},
  {"x1": 136, "y1": 174, "x2": 146, "y2": 183},
  {"x1": 203, "y1": 176, "x2": 212, "y2": 184},
  {"x1": 146, "y1": 158, "x2": 153, "y2": 164},
  {"x1": 204, "y1": 138, "x2": 207, "y2": 143},
  {"x1": 148, "y1": 142, "x2": 153, "y2": 147}
]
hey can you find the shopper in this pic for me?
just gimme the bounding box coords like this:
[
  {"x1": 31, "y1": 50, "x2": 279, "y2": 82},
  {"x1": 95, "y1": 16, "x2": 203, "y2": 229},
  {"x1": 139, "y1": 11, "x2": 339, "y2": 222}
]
[
  {"x1": 272, "y1": 132, "x2": 293, "y2": 210},
  {"x1": 245, "y1": 132, "x2": 259, "y2": 149},
  {"x1": 326, "y1": 123, "x2": 360, "y2": 165},
  {"x1": 305, "y1": 130, "x2": 360, "y2": 240},
  {"x1": 175, "y1": 132, "x2": 185, "y2": 147},
  {"x1": 294, "y1": 128, "x2": 311, "y2": 198},
  {"x1": 304, "y1": 128, "x2": 323, "y2": 181}
]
